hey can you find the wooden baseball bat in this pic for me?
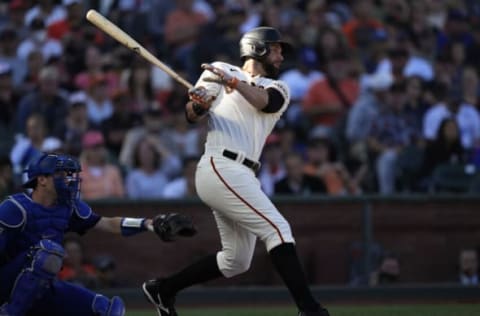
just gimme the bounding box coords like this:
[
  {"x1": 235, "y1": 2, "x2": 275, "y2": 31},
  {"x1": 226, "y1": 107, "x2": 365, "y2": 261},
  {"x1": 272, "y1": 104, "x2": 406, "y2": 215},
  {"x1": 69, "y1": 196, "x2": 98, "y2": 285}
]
[{"x1": 85, "y1": 9, "x2": 193, "y2": 90}]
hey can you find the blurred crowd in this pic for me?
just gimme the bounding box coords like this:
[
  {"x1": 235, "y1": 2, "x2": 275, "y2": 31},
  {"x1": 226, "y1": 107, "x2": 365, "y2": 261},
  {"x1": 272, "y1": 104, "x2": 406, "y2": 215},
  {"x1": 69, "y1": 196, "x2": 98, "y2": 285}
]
[{"x1": 1, "y1": 0, "x2": 480, "y2": 199}]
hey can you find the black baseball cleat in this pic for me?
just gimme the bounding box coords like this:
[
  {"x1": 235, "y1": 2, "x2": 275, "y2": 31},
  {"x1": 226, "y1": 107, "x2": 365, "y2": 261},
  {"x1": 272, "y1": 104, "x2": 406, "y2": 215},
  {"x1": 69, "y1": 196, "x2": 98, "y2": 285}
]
[
  {"x1": 142, "y1": 278, "x2": 177, "y2": 316},
  {"x1": 298, "y1": 308, "x2": 330, "y2": 316}
]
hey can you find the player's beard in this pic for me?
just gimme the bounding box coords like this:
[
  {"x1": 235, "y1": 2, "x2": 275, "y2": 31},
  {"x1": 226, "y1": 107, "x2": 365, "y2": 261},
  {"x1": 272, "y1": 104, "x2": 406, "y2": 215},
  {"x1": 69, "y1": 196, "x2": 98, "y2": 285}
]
[{"x1": 263, "y1": 61, "x2": 280, "y2": 79}]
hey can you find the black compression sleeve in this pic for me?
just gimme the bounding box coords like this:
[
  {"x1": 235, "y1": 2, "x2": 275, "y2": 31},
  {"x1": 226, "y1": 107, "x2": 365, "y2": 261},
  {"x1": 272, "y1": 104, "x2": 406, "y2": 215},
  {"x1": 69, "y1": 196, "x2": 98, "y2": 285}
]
[{"x1": 262, "y1": 88, "x2": 284, "y2": 113}]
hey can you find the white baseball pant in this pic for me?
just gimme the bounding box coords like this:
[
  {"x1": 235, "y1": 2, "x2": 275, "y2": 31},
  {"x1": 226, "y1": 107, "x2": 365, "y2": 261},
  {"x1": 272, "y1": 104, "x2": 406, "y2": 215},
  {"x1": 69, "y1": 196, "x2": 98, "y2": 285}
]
[{"x1": 195, "y1": 151, "x2": 295, "y2": 278}]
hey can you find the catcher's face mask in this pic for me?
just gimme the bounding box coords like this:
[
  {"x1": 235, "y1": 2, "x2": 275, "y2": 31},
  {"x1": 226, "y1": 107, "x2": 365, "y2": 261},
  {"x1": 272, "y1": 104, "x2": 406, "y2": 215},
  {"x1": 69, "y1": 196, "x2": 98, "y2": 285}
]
[
  {"x1": 24, "y1": 153, "x2": 81, "y2": 207},
  {"x1": 52, "y1": 156, "x2": 81, "y2": 207}
]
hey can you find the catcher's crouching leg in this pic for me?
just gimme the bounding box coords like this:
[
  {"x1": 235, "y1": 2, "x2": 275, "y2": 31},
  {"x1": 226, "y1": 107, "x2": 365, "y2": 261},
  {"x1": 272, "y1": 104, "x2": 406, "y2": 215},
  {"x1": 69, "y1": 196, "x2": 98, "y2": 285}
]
[
  {"x1": 2, "y1": 239, "x2": 64, "y2": 315},
  {"x1": 92, "y1": 294, "x2": 125, "y2": 316}
]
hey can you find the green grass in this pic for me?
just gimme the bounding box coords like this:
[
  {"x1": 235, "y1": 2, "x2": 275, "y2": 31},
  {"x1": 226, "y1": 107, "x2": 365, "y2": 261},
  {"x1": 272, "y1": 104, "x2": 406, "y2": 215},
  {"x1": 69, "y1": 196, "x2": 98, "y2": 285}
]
[{"x1": 127, "y1": 304, "x2": 480, "y2": 316}]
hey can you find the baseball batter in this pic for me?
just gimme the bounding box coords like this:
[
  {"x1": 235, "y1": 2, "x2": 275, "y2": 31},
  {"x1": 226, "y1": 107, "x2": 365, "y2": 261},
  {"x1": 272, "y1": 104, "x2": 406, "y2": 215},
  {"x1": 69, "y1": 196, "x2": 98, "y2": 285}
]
[{"x1": 143, "y1": 27, "x2": 330, "y2": 316}]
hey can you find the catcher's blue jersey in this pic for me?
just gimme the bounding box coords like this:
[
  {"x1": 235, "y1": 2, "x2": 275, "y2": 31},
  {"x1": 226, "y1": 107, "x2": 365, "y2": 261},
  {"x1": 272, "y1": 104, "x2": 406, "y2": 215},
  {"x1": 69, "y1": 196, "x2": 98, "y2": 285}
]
[{"x1": 0, "y1": 193, "x2": 100, "y2": 262}]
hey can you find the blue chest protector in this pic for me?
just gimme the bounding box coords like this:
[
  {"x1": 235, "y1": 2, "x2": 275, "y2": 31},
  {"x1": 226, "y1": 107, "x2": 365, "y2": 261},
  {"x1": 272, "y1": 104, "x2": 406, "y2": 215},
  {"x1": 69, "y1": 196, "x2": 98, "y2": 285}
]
[{"x1": 0, "y1": 193, "x2": 93, "y2": 261}]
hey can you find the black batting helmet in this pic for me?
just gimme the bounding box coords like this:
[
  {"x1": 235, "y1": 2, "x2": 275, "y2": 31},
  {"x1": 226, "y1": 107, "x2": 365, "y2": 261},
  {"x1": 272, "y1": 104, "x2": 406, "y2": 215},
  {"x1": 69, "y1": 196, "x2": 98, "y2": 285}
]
[{"x1": 239, "y1": 27, "x2": 292, "y2": 61}]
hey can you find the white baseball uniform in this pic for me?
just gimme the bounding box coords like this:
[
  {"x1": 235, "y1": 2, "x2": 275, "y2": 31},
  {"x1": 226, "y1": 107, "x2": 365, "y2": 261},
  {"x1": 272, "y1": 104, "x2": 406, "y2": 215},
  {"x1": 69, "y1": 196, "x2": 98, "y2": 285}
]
[{"x1": 194, "y1": 61, "x2": 295, "y2": 278}]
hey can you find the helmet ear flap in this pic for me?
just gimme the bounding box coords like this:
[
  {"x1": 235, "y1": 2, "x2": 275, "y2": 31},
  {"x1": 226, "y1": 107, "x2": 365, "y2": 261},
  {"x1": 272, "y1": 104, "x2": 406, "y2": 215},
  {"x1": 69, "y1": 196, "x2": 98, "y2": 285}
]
[
  {"x1": 240, "y1": 39, "x2": 269, "y2": 61},
  {"x1": 252, "y1": 42, "x2": 268, "y2": 57}
]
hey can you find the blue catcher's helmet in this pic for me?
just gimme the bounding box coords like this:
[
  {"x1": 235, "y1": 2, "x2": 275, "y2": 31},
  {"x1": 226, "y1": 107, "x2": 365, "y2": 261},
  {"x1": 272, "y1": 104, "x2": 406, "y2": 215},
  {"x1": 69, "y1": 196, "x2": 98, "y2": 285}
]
[{"x1": 23, "y1": 153, "x2": 81, "y2": 206}]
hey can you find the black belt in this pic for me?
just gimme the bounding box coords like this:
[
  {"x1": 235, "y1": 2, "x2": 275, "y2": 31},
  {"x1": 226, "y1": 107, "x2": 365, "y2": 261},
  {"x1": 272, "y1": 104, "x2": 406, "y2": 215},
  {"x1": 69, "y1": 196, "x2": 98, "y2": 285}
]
[{"x1": 222, "y1": 149, "x2": 260, "y2": 172}]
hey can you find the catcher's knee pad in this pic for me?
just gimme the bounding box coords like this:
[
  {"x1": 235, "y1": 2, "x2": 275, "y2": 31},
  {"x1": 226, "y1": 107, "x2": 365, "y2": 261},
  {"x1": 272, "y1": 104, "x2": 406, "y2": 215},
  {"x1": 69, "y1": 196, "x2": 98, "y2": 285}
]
[
  {"x1": 3, "y1": 240, "x2": 65, "y2": 315},
  {"x1": 92, "y1": 294, "x2": 125, "y2": 316},
  {"x1": 217, "y1": 251, "x2": 251, "y2": 278},
  {"x1": 30, "y1": 239, "x2": 65, "y2": 276}
]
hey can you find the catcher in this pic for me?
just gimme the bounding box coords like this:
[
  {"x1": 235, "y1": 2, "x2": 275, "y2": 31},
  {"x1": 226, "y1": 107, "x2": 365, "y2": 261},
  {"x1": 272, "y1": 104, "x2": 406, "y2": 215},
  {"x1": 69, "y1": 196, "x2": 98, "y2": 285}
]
[{"x1": 0, "y1": 153, "x2": 196, "y2": 316}]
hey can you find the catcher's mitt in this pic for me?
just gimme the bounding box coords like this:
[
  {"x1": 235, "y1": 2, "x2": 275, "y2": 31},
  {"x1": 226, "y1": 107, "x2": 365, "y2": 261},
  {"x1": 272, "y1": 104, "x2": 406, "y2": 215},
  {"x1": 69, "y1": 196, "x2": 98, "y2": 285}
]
[{"x1": 152, "y1": 213, "x2": 197, "y2": 242}]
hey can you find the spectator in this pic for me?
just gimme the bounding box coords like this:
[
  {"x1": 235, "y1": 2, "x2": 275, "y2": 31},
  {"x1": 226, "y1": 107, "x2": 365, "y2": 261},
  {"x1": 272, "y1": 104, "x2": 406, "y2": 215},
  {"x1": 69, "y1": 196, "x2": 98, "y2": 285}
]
[
  {"x1": 73, "y1": 45, "x2": 119, "y2": 94},
  {"x1": 314, "y1": 26, "x2": 349, "y2": 70},
  {"x1": 85, "y1": 74, "x2": 114, "y2": 126},
  {"x1": 458, "y1": 248, "x2": 479, "y2": 286},
  {"x1": 119, "y1": 104, "x2": 180, "y2": 177},
  {"x1": 144, "y1": 0, "x2": 176, "y2": 56},
  {"x1": 423, "y1": 89, "x2": 480, "y2": 152},
  {"x1": 369, "y1": 253, "x2": 401, "y2": 286},
  {"x1": 376, "y1": 45, "x2": 434, "y2": 83},
  {"x1": 20, "y1": 50, "x2": 45, "y2": 94},
  {"x1": 58, "y1": 237, "x2": 99, "y2": 289},
  {"x1": 3, "y1": 1, "x2": 29, "y2": 41},
  {"x1": 59, "y1": 91, "x2": 93, "y2": 157},
  {"x1": 24, "y1": 0, "x2": 66, "y2": 27},
  {"x1": 157, "y1": 69, "x2": 190, "y2": 114},
  {"x1": 436, "y1": 9, "x2": 473, "y2": 54},
  {"x1": 301, "y1": 0, "x2": 329, "y2": 48},
  {"x1": 163, "y1": 0, "x2": 209, "y2": 80},
  {"x1": 47, "y1": 0, "x2": 85, "y2": 41},
  {"x1": 258, "y1": 133, "x2": 287, "y2": 197},
  {"x1": 367, "y1": 81, "x2": 410, "y2": 194},
  {"x1": 192, "y1": 4, "x2": 244, "y2": 80},
  {"x1": 10, "y1": 113, "x2": 63, "y2": 186},
  {"x1": 125, "y1": 136, "x2": 170, "y2": 200},
  {"x1": 167, "y1": 110, "x2": 203, "y2": 159},
  {"x1": 101, "y1": 88, "x2": 142, "y2": 157},
  {"x1": 120, "y1": 57, "x2": 157, "y2": 114},
  {"x1": 93, "y1": 255, "x2": 125, "y2": 288},
  {"x1": 461, "y1": 66, "x2": 480, "y2": 110},
  {"x1": 342, "y1": 0, "x2": 383, "y2": 50},
  {"x1": 421, "y1": 118, "x2": 467, "y2": 183},
  {"x1": 17, "y1": 17, "x2": 63, "y2": 62},
  {"x1": 14, "y1": 65, "x2": 69, "y2": 138},
  {"x1": 79, "y1": 130, "x2": 125, "y2": 200},
  {"x1": 162, "y1": 156, "x2": 199, "y2": 199},
  {"x1": 0, "y1": 27, "x2": 26, "y2": 88},
  {"x1": 346, "y1": 70, "x2": 394, "y2": 165},
  {"x1": 402, "y1": 76, "x2": 429, "y2": 145},
  {"x1": 302, "y1": 50, "x2": 359, "y2": 139},
  {"x1": 274, "y1": 152, "x2": 326, "y2": 196},
  {"x1": 304, "y1": 137, "x2": 362, "y2": 196},
  {"x1": 279, "y1": 47, "x2": 324, "y2": 132},
  {"x1": 433, "y1": 53, "x2": 456, "y2": 88},
  {"x1": 277, "y1": 126, "x2": 306, "y2": 158}
]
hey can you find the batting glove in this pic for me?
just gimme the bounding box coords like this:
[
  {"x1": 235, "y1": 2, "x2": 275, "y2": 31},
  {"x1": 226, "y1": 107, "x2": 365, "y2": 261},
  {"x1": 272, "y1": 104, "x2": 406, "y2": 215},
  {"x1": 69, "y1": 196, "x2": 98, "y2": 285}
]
[
  {"x1": 202, "y1": 63, "x2": 239, "y2": 90},
  {"x1": 188, "y1": 86, "x2": 216, "y2": 110}
]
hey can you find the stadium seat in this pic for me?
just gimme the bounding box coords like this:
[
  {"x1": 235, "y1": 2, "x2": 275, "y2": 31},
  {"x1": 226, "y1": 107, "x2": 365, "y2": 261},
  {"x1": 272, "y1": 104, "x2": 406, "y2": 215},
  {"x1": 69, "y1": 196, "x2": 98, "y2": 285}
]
[
  {"x1": 468, "y1": 173, "x2": 480, "y2": 193},
  {"x1": 395, "y1": 145, "x2": 425, "y2": 192},
  {"x1": 430, "y1": 163, "x2": 477, "y2": 193}
]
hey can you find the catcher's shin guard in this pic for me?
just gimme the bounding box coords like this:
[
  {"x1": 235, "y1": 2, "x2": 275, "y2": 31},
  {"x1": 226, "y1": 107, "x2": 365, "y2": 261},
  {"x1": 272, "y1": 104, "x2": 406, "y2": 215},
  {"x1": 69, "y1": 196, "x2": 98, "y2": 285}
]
[
  {"x1": 92, "y1": 295, "x2": 125, "y2": 316},
  {"x1": 3, "y1": 240, "x2": 64, "y2": 315}
]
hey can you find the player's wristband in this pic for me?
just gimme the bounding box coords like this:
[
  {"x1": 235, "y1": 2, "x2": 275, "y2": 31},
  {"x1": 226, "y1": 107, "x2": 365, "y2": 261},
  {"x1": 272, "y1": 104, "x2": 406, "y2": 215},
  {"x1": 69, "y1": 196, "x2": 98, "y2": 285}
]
[
  {"x1": 192, "y1": 102, "x2": 207, "y2": 116},
  {"x1": 226, "y1": 76, "x2": 239, "y2": 89},
  {"x1": 120, "y1": 217, "x2": 147, "y2": 236}
]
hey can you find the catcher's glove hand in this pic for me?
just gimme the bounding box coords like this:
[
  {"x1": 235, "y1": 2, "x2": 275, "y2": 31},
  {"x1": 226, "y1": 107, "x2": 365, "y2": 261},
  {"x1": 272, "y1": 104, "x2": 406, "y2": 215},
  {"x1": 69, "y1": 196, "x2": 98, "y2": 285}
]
[{"x1": 152, "y1": 213, "x2": 197, "y2": 242}]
